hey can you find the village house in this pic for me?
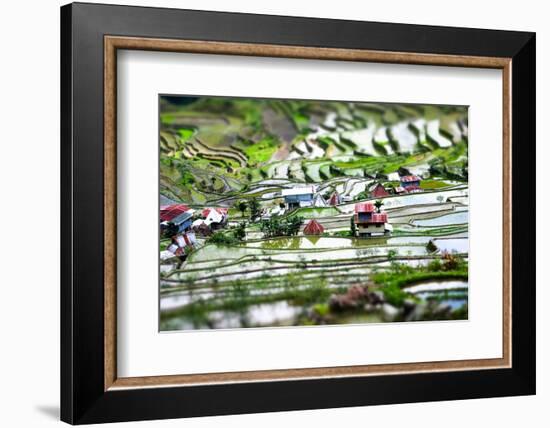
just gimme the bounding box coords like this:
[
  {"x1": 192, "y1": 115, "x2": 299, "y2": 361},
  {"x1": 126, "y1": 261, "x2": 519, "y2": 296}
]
[
  {"x1": 160, "y1": 203, "x2": 190, "y2": 223},
  {"x1": 281, "y1": 186, "x2": 316, "y2": 210},
  {"x1": 312, "y1": 193, "x2": 328, "y2": 207},
  {"x1": 386, "y1": 172, "x2": 400, "y2": 182},
  {"x1": 201, "y1": 207, "x2": 228, "y2": 220},
  {"x1": 192, "y1": 221, "x2": 212, "y2": 236},
  {"x1": 202, "y1": 207, "x2": 228, "y2": 227},
  {"x1": 369, "y1": 182, "x2": 389, "y2": 198},
  {"x1": 400, "y1": 175, "x2": 422, "y2": 191},
  {"x1": 394, "y1": 186, "x2": 407, "y2": 194},
  {"x1": 328, "y1": 191, "x2": 341, "y2": 206},
  {"x1": 303, "y1": 219, "x2": 324, "y2": 235},
  {"x1": 164, "y1": 211, "x2": 194, "y2": 234},
  {"x1": 165, "y1": 230, "x2": 198, "y2": 259},
  {"x1": 264, "y1": 205, "x2": 285, "y2": 219},
  {"x1": 192, "y1": 207, "x2": 229, "y2": 231},
  {"x1": 353, "y1": 202, "x2": 392, "y2": 237},
  {"x1": 160, "y1": 203, "x2": 195, "y2": 235}
]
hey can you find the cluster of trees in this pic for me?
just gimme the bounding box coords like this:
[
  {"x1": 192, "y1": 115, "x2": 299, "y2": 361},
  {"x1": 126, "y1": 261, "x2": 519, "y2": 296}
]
[
  {"x1": 161, "y1": 222, "x2": 180, "y2": 239},
  {"x1": 233, "y1": 222, "x2": 247, "y2": 241},
  {"x1": 429, "y1": 155, "x2": 468, "y2": 181},
  {"x1": 208, "y1": 221, "x2": 246, "y2": 245},
  {"x1": 260, "y1": 215, "x2": 304, "y2": 238},
  {"x1": 208, "y1": 231, "x2": 239, "y2": 246},
  {"x1": 237, "y1": 198, "x2": 261, "y2": 221},
  {"x1": 208, "y1": 222, "x2": 247, "y2": 246},
  {"x1": 350, "y1": 216, "x2": 356, "y2": 236}
]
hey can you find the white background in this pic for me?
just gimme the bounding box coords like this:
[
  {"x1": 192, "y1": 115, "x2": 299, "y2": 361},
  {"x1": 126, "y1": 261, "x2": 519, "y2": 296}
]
[
  {"x1": 118, "y1": 51, "x2": 502, "y2": 377},
  {"x1": 0, "y1": 0, "x2": 546, "y2": 427}
]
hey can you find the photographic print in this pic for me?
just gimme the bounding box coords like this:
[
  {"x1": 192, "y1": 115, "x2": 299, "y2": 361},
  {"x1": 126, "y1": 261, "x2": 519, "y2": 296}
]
[{"x1": 159, "y1": 96, "x2": 469, "y2": 331}]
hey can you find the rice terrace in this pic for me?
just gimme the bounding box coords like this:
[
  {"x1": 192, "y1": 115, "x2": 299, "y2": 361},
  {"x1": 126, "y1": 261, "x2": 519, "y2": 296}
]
[{"x1": 159, "y1": 95, "x2": 469, "y2": 331}]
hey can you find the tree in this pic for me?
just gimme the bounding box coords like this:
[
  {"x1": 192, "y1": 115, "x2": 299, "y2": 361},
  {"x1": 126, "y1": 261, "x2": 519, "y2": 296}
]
[
  {"x1": 374, "y1": 199, "x2": 384, "y2": 213},
  {"x1": 208, "y1": 231, "x2": 238, "y2": 246},
  {"x1": 259, "y1": 215, "x2": 303, "y2": 238},
  {"x1": 161, "y1": 222, "x2": 179, "y2": 239},
  {"x1": 287, "y1": 216, "x2": 304, "y2": 236},
  {"x1": 234, "y1": 222, "x2": 247, "y2": 241},
  {"x1": 350, "y1": 215, "x2": 356, "y2": 237},
  {"x1": 248, "y1": 197, "x2": 261, "y2": 220},
  {"x1": 236, "y1": 200, "x2": 248, "y2": 217},
  {"x1": 260, "y1": 216, "x2": 280, "y2": 238},
  {"x1": 355, "y1": 190, "x2": 368, "y2": 201}
]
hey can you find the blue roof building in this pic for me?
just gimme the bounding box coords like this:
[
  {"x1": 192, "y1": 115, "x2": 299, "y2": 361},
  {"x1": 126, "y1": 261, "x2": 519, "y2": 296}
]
[
  {"x1": 281, "y1": 186, "x2": 316, "y2": 209},
  {"x1": 168, "y1": 211, "x2": 194, "y2": 233}
]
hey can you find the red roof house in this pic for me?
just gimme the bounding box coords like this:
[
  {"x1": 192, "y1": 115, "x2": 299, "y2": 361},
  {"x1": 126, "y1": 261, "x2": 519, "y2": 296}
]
[
  {"x1": 354, "y1": 202, "x2": 388, "y2": 225},
  {"x1": 303, "y1": 219, "x2": 325, "y2": 235},
  {"x1": 394, "y1": 186, "x2": 406, "y2": 194},
  {"x1": 400, "y1": 175, "x2": 421, "y2": 190},
  {"x1": 201, "y1": 207, "x2": 229, "y2": 218},
  {"x1": 371, "y1": 213, "x2": 388, "y2": 223},
  {"x1": 160, "y1": 204, "x2": 190, "y2": 222},
  {"x1": 370, "y1": 183, "x2": 389, "y2": 198},
  {"x1": 355, "y1": 202, "x2": 375, "y2": 214},
  {"x1": 353, "y1": 202, "x2": 391, "y2": 236},
  {"x1": 354, "y1": 202, "x2": 375, "y2": 224},
  {"x1": 328, "y1": 191, "x2": 341, "y2": 206}
]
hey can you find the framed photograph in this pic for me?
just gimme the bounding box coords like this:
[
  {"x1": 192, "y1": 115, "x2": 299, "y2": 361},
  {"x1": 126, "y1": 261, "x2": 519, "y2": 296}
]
[{"x1": 61, "y1": 2, "x2": 536, "y2": 424}]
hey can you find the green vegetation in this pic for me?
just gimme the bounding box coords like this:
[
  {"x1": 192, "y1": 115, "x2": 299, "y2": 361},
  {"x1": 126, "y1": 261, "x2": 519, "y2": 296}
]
[
  {"x1": 236, "y1": 200, "x2": 248, "y2": 217},
  {"x1": 159, "y1": 96, "x2": 469, "y2": 330},
  {"x1": 287, "y1": 206, "x2": 340, "y2": 218},
  {"x1": 392, "y1": 225, "x2": 468, "y2": 237},
  {"x1": 260, "y1": 215, "x2": 304, "y2": 238},
  {"x1": 161, "y1": 275, "x2": 335, "y2": 329},
  {"x1": 243, "y1": 136, "x2": 278, "y2": 165},
  {"x1": 420, "y1": 179, "x2": 450, "y2": 190},
  {"x1": 234, "y1": 222, "x2": 247, "y2": 241},
  {"x1": 372, "y1": 253, "x2": 467, "y2": 306},
  {"x1": 177, "y1": 127, "x2": 195, "y2": 142},
  {"x1": 426, "y1": 240, "x2": 438, "y2": 253},
  {"x1": 159, "y1": 97, "x2": 467, "y2": 204},
  {"x1": 350, "y1": 216, "x2": 356, "y2": 236},
  {"x1": 208, "y1": 231, "x2": 240, "y2": 246},
  {"x1": 248, "y1": 197, "x2": 261, "y2": 220}
]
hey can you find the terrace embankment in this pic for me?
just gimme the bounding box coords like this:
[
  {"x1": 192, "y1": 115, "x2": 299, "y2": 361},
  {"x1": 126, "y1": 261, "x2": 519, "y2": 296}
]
[{"x1": 159, "y1": 97, "x2": 469, "y2": 330}]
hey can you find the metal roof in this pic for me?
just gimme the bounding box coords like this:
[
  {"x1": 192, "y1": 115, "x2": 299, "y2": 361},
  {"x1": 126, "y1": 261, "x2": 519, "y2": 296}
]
[
  {"x1": 371, "y1": 213, "x2": 388, "y2": 223},
  {"x1": 160, "y1": 203, "x2": 190, "y2": 222},
  {"x1": 303, "y1": 219, "x2": 324, "y2": 235},
  {"x1": 355, "y1": 202, "x2": 375, "y2": 213},
  {"x1": 400, "y1": 175, "x2": 421, "y2": 183},
  {"x1": 281, "y1": 186, "x2": 316, "y2": 196},
  {"x1": 202, "y1": 207, "x2": 228, "y2": 218},
  {"x1": 170, "y1": 211, "x2": 193, "y2": 225}
]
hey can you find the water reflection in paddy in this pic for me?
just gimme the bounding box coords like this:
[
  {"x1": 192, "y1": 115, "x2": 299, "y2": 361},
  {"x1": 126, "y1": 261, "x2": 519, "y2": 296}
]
[
  {"x1": 434, "y1": 238, "x2": 469, "y2": 253},
  {"x1": 404, "y1": 279, "x2": 468, "y2": 311},
  {"x1": 246, "y1": 235, "x2": 433, "y2": 250}
]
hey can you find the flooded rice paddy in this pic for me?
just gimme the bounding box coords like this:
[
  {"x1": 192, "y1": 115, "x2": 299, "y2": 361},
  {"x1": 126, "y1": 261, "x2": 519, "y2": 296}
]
[
  {"x1": 161, "y1": 188, "x2": 469, "y2": 330},
  {"x1": 160, "y1": 97, "x2": 470, "y2": 330}
]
